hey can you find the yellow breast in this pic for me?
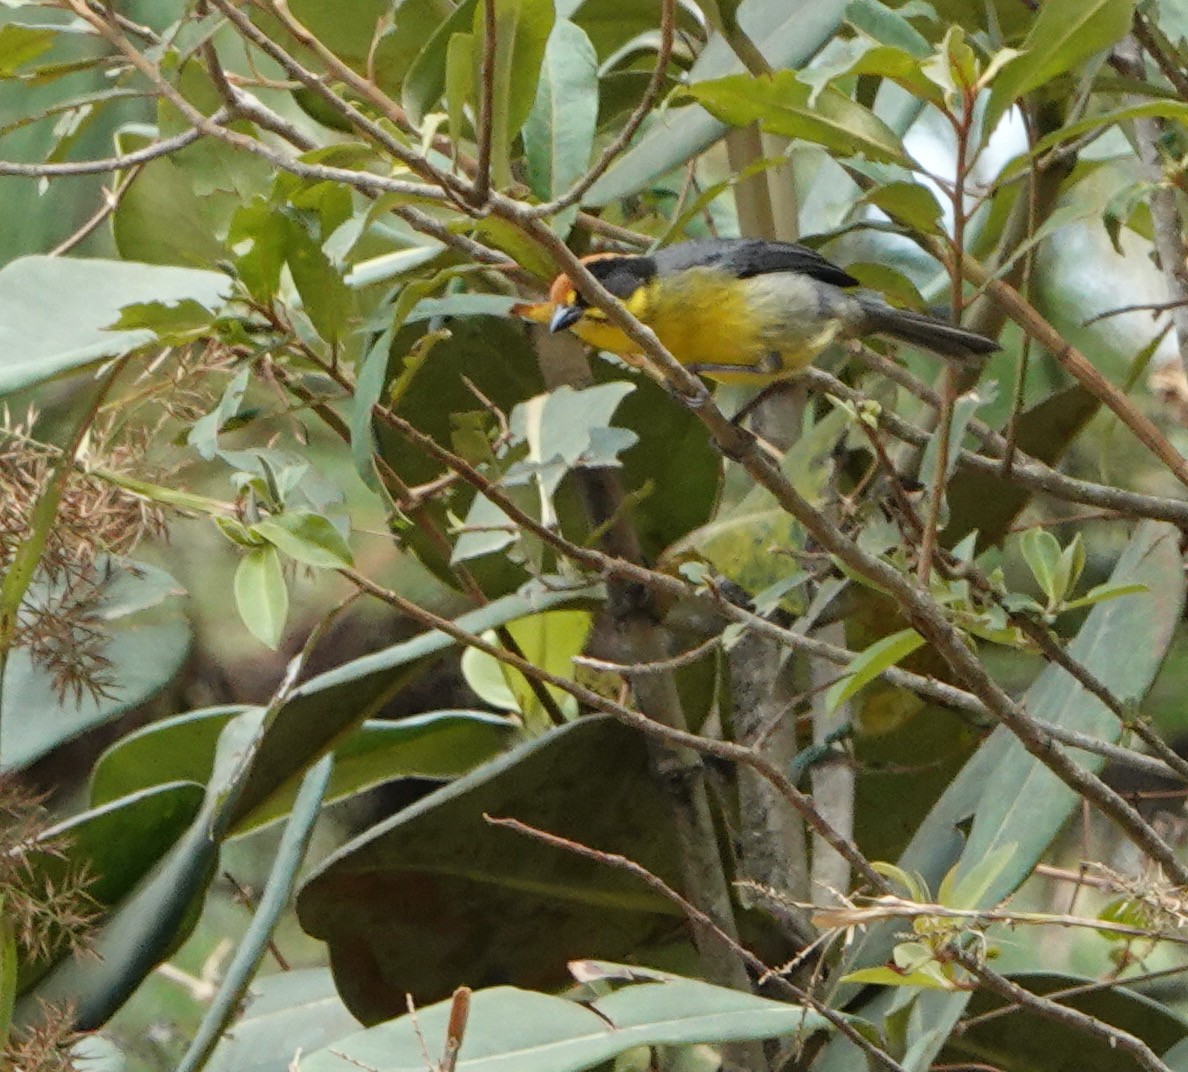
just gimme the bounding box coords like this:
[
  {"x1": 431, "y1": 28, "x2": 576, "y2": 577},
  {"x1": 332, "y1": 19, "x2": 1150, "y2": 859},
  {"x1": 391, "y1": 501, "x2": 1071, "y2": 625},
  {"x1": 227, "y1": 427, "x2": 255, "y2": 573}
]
[{"x1": 573, "y1": 269, "x2": 838, "y2": 385}]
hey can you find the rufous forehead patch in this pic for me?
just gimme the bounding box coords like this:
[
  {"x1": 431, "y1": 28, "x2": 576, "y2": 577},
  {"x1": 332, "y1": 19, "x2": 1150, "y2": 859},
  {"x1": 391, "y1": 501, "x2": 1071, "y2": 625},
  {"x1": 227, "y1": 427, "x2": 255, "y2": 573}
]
[{"x1": 546, "y1": 274, "x2": 576, "y2": 304}]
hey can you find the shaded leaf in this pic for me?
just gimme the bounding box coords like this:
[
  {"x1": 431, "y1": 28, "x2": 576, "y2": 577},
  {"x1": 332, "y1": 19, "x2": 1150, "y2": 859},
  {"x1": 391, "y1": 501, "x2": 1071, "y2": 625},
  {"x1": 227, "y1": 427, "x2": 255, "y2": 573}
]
[
  {"x1": 300, "y1": 976, "x2": 830, "y2": 1071},
  {"x1": 0, "y1": 257, "x2": 229, "y2": 394}
]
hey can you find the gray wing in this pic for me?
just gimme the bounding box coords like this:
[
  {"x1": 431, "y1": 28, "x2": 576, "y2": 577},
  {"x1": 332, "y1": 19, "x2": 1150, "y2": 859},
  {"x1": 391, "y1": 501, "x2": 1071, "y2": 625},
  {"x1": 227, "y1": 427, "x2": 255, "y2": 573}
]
[{"x1": 652, "y1": 238, "x2": 859, "y2": 289}]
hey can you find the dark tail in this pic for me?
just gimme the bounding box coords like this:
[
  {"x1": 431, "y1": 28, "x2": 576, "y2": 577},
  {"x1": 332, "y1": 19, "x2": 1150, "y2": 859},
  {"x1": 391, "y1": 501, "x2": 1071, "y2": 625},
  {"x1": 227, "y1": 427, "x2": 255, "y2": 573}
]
[{"x1": 856, "y1": 297, "x2": 1000, "y2": 362}]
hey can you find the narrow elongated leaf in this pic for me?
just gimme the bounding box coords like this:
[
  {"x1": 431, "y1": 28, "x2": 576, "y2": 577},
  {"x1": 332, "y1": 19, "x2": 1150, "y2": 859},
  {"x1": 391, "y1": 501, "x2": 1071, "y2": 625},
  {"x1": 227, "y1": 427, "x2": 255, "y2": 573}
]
[
  {"x1": 985, "y1": 0, "x2": 1138, "y2": 133},
  {"x1": 826, "y1": 628, "x2": 926, "y2": 713},
  {"x1": 584, "y1": 0, "x2": 848, "y2": 205},
  {"x1": 299, "y1": 976, "x2": 830, "y2": 1071},
  {"x1": 477, "y1": 0, "x2": 555, "y2": 187},
  {"x1": 522, "y1": 19, "x2": 598, "y2": 235},
  {"x1": 176, "y1": 758, "x2": 332, "y2": 1072},
  {"x1": 683, "y1": 71, "x2": 908, "y2": 166}
]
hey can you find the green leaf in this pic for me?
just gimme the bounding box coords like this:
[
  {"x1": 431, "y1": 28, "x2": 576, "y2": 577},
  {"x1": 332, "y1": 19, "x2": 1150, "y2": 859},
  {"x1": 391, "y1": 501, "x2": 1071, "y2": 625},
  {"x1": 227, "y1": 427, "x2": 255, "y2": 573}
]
[
  {"x1": 176, "y1": 758, "x2": 332, "y2": 1072},
  {"x1": 985, "y1": 0, "x2": 1138, "y2": 133},
  {"x1": 445, "y1": 31, "x2": 475, "y2": 151},
  {"x1": 937, "y1": 843, "x2": 1015, "y2": 909},
  {"x1": 1018, "y1": 528, "x2": 1064, "y2": 606},
  {"x1": 234, "y1": 547, "x2": 289, "y2": 649},
  {"x1": 682, "y1": 70, "x2": 908, "y2": 165},
  {"x1": 241, "y1": 712, "x2": 518, "y2": 833},
  {"x1": 862, "y1": 180, "x2": 943, "y2": 233},
  {"x1": 845, "y1": 0, "x2": 931, "y2": 56},
  {"x1": 522, "y1": 19, "x2": 598, "y2": 235},
  {"x1": 1, "y1": 562, "x2": 189, "y2": 771},
  {"x1": 298, "y1": 970, "x2": 829, "y2": 1070},
  {"x1": 228, "y1": 585, "x2": 598, "y2": 830},
  {"x1": 841, "y1": 965, "x2": 953, "y2": 990},
  {"x1": 826, "y1": 628, "x2": 926, "y2": 713},
  {"x1": 89, "y1": 705, "x2": 250, "y2": 806},
  {"x1": 206, "y1": 969, "x2": 362, "y2": 1072},
  {"x1": 296, "y1": 717, "x2": 688, "y2": 1021},
  {"x1": 15, "y1": 712, "x2": 264, "y2": 1028},
  {"x1": 0, "y1": 257, "x2": 229, "y2": 394},
  {"x1": 252, "y1": 511, "x2": 354, "y2": 569},
  {"x1": 1062, "y1": 581, "x2": 1149, "y2": 612},
  {"x1": 477, "y1": 0, "x2": 555, "y2": 188},
  {"x1": 0, "y1": 24, "x2": 54, "y2": 77},
  {"x1": 0, "y1": 909, "x2": 15, "y2": 1053},
  {"x1": 461, "y1": 610, "x2": 593, "y2": 730},
  {"x1": 285, "y1": 220, "x2": 352, "y2": 345},
  {"x1": 403, "y1": 0, "x2": 478, "y2": 126},
  {"x1": 584, "y1": 0, "x2": 848, "y2": 205}
]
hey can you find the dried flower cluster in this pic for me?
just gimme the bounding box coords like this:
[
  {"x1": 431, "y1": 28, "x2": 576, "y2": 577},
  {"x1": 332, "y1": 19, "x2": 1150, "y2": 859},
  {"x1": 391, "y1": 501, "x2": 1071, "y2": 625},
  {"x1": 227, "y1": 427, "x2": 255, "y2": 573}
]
[
  {"x1": 2, "y1": 1000, "x2": 83, "y2": 1072},
  {"x1": 0, "y1": 408, "x2": 168, "y2": 704},
  {"x1": 0, "y1": 776, "x2": 98, "y2": 965}
]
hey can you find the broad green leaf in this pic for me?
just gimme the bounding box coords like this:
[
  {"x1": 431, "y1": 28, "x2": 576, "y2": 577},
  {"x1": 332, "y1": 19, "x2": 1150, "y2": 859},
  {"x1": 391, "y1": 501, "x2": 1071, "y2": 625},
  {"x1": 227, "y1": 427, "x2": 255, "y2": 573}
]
[
  {"x1": 206, "y1": 969, "x2": 362, "y2": 1072},
  {"x1": 240, "y1": 712, "x2": 517, "y2": 833},
  {"x1": 234, "y1": 546, "x2": 289, "y2": 649},
  {"x1": 842, "y1": 966, "x2": 953, "y2": 990},
  {"x1": 90, "y1": 705, "x2": 251, "y2": 805},
  {"x1": 522, "y1": 19, "x2": 598, "y2": 236},
  {"x1": 300, "y1": 977, "x2": 830, "y2": 1071},
  {"x1": 1, "y1": 562, "x2": 189, "y2": 771},
  {"x1": 682, "y1": 71, "x2": 908, "y2": 166},
  {"x1": 985, "y1": 0, "x2": 1138, "y2": 134},
  {"x1": 0, "y1": 257, "x2": 229, "y2": 394},
  {"x1": 228, "y1": 585, "x2": 599, "y2": 829},
  {"x1": 32, "y1": 781, "x2": 206, "y2": 911},
  {"x1": 296, "y1": 717, "x2": 687, "y2": 1021},
  {"x1": 584, "y1": 0, "x2": 848, "y2": 204},
  {"x1": 285, "y1": 220, "x2": 352, "y2": 345},
  {"x1": 826, "y1": 628, "x2": 926, "y2": 713},
  {"x1": 476, "y1": 0, "x2": 555, "y2": 188},
  {"x1": 252, "y1": 511, "x2": 354, "y2": 569},
  {"x1": 862, "y1": 180, "x2": 943, "y2": 234},
  {"x1": 15, "y1": 712, "x2": 264, "y2": 1028}
]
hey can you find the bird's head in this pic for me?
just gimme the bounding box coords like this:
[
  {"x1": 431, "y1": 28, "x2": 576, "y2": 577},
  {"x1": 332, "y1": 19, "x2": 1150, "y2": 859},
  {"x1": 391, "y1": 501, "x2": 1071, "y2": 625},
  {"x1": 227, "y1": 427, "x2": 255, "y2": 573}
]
[{"x1": 512, "y1": 253, "x2": 658, "y2": 337}]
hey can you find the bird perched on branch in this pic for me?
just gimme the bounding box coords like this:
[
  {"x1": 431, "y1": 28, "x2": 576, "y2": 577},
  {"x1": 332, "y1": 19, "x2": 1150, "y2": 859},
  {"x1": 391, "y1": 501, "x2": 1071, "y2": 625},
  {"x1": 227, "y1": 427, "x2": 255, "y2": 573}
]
[{"x1": 513, "y1": 238, "x2": 998, "y2": 384}]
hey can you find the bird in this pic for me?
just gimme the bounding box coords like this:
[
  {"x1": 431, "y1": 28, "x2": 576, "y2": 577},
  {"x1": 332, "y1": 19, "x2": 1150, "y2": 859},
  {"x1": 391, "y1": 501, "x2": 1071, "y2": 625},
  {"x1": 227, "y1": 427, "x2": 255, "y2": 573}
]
[{"x1": 512, "y1": 238, "x2": 999, "y2": 385}]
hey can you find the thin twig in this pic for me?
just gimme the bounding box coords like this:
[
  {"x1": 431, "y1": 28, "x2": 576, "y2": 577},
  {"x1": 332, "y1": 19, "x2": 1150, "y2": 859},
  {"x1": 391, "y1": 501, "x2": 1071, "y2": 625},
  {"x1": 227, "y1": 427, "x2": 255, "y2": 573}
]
[
  {"x1": 339, "y1": 564, "x2": 884, "y2": 890},
  {"x1": 485, "y1": 815, "x2": 909, "y2": 1072},
  {"x1": 0, "y1": 119, "x2": 218, "y2": 176},
  {"x1": 472, "y1": 0, "x2": 496, "y2": 205}
]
